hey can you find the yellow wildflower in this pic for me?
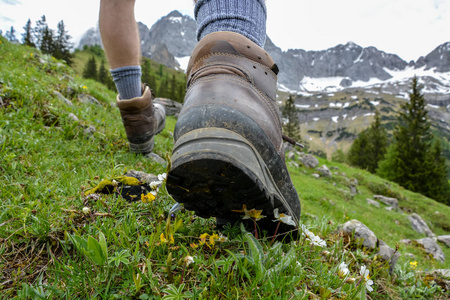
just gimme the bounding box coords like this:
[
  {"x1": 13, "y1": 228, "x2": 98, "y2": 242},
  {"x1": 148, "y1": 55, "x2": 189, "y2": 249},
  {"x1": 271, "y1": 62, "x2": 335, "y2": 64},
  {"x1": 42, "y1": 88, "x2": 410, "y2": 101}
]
[
  {"x1": 209, "y1": 233, "x2": 219, "y2": 247},
  {"x1": 199, "y1": 233, "x2": 209, "y2": 245},
  {"x1": 141, "y1": 192, "x2": 155, "y2": 203},
  {"x1": 410, "y1": 261, "x2": 418, "y2": 270},
  {"x1": 160, "y1": 233, "x2": 174, "y2": 244},
  {"x1": 232, "y1": 204, "x2": 265, "y2": 221},
  {"x1": 190, "y1": 243, "x2": 199, "y2": 249},
  {"x1": 82, "y1": 86, "x2": 87, "y2": 89}
]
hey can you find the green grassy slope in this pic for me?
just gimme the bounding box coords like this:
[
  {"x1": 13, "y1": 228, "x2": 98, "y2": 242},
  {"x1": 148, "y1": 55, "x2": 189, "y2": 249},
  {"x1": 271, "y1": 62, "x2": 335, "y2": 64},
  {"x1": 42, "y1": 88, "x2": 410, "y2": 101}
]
[{"x1": 1, "y1": 38, "x2": 449, "y2": 299}]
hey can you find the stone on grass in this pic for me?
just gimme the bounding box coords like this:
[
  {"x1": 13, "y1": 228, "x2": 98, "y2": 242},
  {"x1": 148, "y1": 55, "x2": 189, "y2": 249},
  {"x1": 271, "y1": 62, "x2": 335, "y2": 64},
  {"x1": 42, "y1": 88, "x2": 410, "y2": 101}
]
[
  {"x1": 437, "y1": 235, "x2": 450, "y2": 248},
  {"x1": 312, "y1": 173, "x2": 320, "y2": 179},
  {"x1": 414, "y1": 237, "x2": 445, "y2": 263},
  {"x1": 286, "y1": 151, "x2": 296, "y2": 160},
  {"x1": 68, "y1": 113, "x2": 79, "y2": 122},
  {"x1": 125, "y1": 170, "x2": 159, "y2": 184},
  {"x1": 78, "y1": 94, "x2": 102, "y2": 106},
  {"x1": 53, "y1": 90, "x2": 73, "y2": 106},
  {"x1": 154, "y1": 98, "x2": 182, "y2": 116},
  {"x1": 377, "y1": 239, "x2": 401, "y2": 275},
  {"x1": 84, "y1": 125, "x2": 96, "y2": 135},
  {"x1": 342, "y1": 219, "x2": 377, "y2": 249},
  {"x1": 366, "y1": 198, "x2": 380, "y2": 208},
  {"x1": 373, "y1": 195, "x2": 398, "y2": 210},
  {"x1": 146, "y1": 152, "x2": 166, "y2": 165},
  {"x1": 288, "y1": 161, "x2": 299, "y2": 168},
  {"x1": 299, "y1": 154, "x2": 319, "y2": 168},
  {"x1": 408, "y1": 213, "x2": 435, "y2": 237},
  {"x1": 316, "y1": 165, "x2": 332, "y2": 177}
]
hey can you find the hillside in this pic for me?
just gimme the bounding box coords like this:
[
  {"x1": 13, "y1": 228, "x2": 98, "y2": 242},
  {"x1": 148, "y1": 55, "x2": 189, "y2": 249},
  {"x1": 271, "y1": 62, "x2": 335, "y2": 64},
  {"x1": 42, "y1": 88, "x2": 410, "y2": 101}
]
[{"x1": 1, "y1": 37, "x2": 449, "y2": 299}]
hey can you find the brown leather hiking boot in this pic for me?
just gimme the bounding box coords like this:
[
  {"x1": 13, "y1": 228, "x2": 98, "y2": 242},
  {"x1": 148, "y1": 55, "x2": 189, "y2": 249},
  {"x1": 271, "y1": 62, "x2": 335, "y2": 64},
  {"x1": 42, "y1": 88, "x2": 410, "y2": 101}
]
[
  {"x1": 166, "y1": 32, "x2": 301, "y2": 236},
  {"x1": 116, "y1": 85, "x2": 166, "y2": 154}
]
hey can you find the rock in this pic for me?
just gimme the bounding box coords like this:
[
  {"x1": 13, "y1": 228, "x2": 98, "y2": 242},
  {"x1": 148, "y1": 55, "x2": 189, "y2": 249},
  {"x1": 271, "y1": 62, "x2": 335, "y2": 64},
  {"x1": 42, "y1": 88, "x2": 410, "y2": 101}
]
[
  {"x1": 154, "y1": 97, "x2": 182, "y2": 116},
  {"x1": 53, "y1": 90, "x2": 73, "y2": 106},
  {"x1": 408, "y1": 213, "x2": 435, "y2": 237},
  {"x1": 350, "y1": 178, "x2": 358, "y2": 186},
  {"x1": 366, "y1": 198, "x2": 380, "y2": 208},
  {"x1": 286, "y1": 151, "x2": 296, "y2": 160},
  {"x1": 342, "y1": 219, "x2": 377, "y2": 249},
  {"x1": 78, "y1": 94, "x2": 102, "y2": 106},
  {"x1": 146, "y1": 152, "x2": 166, "y2": 165},
  {"x1": 385, "y1": 206, "x2": 393, "y2": 211},
  {"x1": 125, "y1": 170, "x2": 158, "y2": 183},
  {"x1": 377, "y1": 239, "x2": 401, "y2": 275},
  {"x1": 84, "y1": 125, "x2": 96, "y2": 135},
  {"x1": 437, "y1": 235, "x2": 450, "y2": 247},
  {"x1": 349, "y1": 184, "x2": 358, "y2": 195},
  {"x1": 299, "y1": 154, "x2": 319, "y2": 168},
  {"x1": 68, "y1": 113, "x2": 79, "y2": 122},
  {"x1": 414, "y1": 237, "x2": 445, "y2": 263},
  {"x1": 312, "y1": 173, "x2": 320, "y2": 179},
  {"x1": 288, "y1": 161, "x2": 299, "y2": 168},
  {"x1": 373, "y1": 195, "x2": 398, "y2": 210},
  {"x1": 316, "y1": 165, "x2": 332, "y2": 177},
  {"x1": 399, "y1": 239, "x2": 411, "y2": 245}
]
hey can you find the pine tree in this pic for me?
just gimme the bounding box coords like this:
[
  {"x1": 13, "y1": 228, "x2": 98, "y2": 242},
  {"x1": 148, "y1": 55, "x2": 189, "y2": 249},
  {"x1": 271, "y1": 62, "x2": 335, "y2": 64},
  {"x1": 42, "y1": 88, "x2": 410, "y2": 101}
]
[
  {"x1": 34, "y1": 16, "x2": 54, "y2": 54},
  {"x1": 348, "y1": 110, "x2": 387, "y2": 173},
  {"x1": 22, "y1": 19, "x2": 35, "y2": 47},
  {"x1": 141, "y1": 58, "x2": 152, "y2": 86},
  {"x1": 377, "y1": 77, "x2": 449, "y2": 203},
  {"x1": 82, "y1": 56, "x2": 98, "y2": 80},
  {"x1": 5, "y1": 26, "x2": 18, "y2": 43},
  {"x1": 282, "y1": 95, "x2": 302, "y2": 143},
  {"x1": 169, "y1": 74, "x2": 177, "y2": 100},
  {"x1": 53, "y1": 20, "x2": 73, "y2": 65}
]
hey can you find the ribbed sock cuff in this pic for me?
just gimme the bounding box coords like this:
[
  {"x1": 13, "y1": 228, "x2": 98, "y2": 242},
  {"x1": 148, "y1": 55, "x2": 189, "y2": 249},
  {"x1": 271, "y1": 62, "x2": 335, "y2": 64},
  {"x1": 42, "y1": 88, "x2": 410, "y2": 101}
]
[
  {"x1": 195, "y1": 0, "x2": 267, "y2": 47},
  {"x1": 110, "y1": 66, "x2": 142, "y2": 100}
]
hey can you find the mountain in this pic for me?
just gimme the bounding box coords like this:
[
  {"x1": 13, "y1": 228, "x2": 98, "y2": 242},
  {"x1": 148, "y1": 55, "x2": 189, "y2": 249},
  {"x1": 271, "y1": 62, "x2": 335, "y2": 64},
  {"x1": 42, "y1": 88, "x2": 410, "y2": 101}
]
[{"x1": 77, "y1": 11, "x2": 450, "y2": 99}]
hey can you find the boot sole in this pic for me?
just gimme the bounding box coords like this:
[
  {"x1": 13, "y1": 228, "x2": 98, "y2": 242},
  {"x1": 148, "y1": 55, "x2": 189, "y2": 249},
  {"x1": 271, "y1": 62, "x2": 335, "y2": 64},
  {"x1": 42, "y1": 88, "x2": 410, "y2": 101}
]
[{"x1": 167, "y1": 127, "x2": 298, "y2": 234}]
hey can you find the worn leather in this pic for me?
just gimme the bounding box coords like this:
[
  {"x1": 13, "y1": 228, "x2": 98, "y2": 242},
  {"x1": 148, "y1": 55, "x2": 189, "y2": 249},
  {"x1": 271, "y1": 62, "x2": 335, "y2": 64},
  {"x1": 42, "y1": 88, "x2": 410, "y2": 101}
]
[{"x1": 182, "y1": 31, "x2": 284, "y2": 155}]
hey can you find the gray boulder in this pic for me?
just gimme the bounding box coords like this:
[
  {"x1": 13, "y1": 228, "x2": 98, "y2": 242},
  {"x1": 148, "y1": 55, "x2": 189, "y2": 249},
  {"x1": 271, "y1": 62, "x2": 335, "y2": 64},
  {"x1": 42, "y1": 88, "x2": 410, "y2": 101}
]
[
  {"x1": 316, "y1": 165, "x2": 332, "y2": 177},
  {"x1": 366, "y1": 198, "x2": 380, "y2": 208},
  {"x1": 377, "y1": 239, "x2": 401, "y2": 275},
  {"x1": 342, "y1": 219, "x2": 377, "y2": 249},
  {"x1": 53, "y1": 90, "x2": 73, "y2": 106},
  {"x1": 437, "y1": 235, "x2": 450, "y2": 248},
  {"x1": 299, "y1": 154, "x2": 319, "y2": 168},
  {"x1": 154, "y1": 98, "x2": 182, "y2": 116},
  {"x1": 408, "y1": 213, "x2": 435, "y2": 237},
  {"x1": 373, "y1": 195, "x2": 398, "y2": 210},
  {"x1": 78, "y1": 94, "x2": 102, "y2": 106},
  {"x1": 414, "y1": 238, "x2": 445, "y2": 263}
]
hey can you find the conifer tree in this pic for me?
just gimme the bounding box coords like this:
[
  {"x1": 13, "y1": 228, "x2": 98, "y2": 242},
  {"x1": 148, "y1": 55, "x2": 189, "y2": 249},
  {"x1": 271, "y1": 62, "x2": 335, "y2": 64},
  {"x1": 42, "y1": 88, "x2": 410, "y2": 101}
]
[
  {"x1": 348, "y1": 110, "x2": 387, "y2": 173},
  {"x1": 34, "y1": 16, "x2": 54, "y2": 54},
  {"x1": 5, "y1": 26, "x2": 18, "y2": 43},
  {"x1": 53, "y1": 20, "x2": 73, "y2": 65},
  {"x1": 22, "y1": 19, "x2": 35, "y2": 47},
  {"x1": 377, "y1": 77, "x2": 449, "y2": 203},
  {"x1": 141, "y1": 58, "x2": 152, "y2": 86},
  {"x1": 82, "y1": 56, "x2": 98, "y2": 80},
  {"x1": 169, "y1": 74, "x2": 177, "y2": 100},
  {"x1": 282, "y1": 95, "x2": 302, "y2": 143}
]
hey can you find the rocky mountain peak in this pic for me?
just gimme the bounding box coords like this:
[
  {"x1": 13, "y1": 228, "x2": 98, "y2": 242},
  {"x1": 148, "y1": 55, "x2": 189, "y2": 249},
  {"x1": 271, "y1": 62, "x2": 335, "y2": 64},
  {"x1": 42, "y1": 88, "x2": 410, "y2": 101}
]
[{"x1": 416, "y1": 42, "x2": 450, "y2": 72}]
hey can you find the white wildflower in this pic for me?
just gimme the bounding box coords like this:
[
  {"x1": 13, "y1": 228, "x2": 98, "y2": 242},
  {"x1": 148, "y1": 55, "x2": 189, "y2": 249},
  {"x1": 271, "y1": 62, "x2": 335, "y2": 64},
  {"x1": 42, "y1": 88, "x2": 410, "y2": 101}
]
[
  {"x1": 273, "y1": 208, "x2": 297, "y2": 226},
  {"x1": 158, "y1": 173, "x2": 167, "y2": 181},
  {"x1": 360, "y1": 265, "x2": 374, "y2": 292},
  {"x1": 338, "y1": 262, "x2": 349, "y2": 278},
  {"x1": 82, "y1": 207, "x2": 91, "y2": 214}
]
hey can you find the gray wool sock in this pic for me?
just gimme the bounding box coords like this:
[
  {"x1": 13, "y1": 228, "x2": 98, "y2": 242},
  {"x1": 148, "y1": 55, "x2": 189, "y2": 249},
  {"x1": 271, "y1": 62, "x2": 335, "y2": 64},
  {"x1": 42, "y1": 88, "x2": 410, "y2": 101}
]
[
  {"x1": 110, "y1": 66, "x2": 142, "y2": 100},
  {"x1": 195, "y1": 0, "x2": 267, "y2": 47}
]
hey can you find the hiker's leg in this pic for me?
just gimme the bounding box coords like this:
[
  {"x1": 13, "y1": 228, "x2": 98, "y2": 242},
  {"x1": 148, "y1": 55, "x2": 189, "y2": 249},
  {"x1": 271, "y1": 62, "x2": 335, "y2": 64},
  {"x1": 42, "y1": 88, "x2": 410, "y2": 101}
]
[
  {"x1": 99, "y1": 0, "x2": 165, "y2": 154},
  {"x1": 194, "y1": 0, "x2": 267, "y2": 47},
  {"x1": 99, "y1": 0, "x2": 141, "y2": 100}
]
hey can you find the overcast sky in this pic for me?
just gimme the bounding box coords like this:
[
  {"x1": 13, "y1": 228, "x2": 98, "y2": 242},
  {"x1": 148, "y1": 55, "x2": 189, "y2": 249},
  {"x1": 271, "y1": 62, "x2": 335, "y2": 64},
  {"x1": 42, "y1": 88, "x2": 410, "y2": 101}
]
[{"x1": 1, "y1": 0, "x2": 449, "y2": 62}]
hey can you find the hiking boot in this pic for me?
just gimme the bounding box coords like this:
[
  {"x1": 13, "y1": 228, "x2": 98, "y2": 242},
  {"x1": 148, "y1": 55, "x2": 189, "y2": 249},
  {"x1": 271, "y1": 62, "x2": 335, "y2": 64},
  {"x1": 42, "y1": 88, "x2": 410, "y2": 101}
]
[
  {"x1": 166, "y1": 32, "x2": 301, "y2": 236},
  {"x1": 116, "y1": 85, "x2": 166, "y2": 154}
]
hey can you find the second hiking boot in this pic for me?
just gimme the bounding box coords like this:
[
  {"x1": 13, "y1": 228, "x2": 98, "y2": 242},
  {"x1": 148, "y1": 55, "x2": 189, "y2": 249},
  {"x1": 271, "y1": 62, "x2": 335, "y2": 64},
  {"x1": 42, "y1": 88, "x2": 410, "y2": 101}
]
[
  {"x1": 166, "y1": 32, "x2": 301, "y2": 236},
  {"x1": 116, "y1": 85, "x2": 166, "y2": 154}
]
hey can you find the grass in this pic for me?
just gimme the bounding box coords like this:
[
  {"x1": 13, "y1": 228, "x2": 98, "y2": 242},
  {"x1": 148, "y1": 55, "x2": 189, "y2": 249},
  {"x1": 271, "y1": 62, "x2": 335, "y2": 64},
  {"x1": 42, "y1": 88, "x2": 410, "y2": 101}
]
[{"x1": 1, "y1": 37, "x2": 449, "y2": 299}]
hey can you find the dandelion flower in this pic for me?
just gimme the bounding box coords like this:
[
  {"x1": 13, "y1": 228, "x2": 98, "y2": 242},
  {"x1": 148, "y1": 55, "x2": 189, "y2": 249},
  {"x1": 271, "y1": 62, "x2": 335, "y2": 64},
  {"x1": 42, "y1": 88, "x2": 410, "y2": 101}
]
[
  {"x1": 184, "y1": 255, "x2": 194, "y2": 266},
  {"x1": 360, "y1": 265, "x2": 374, "y2": 292},
  {"x1": 410, "y1": 261, "x2": 418, "y2": 270},
  {"x1": 82, "y1": 86, "x2": 87, "y2": 89},
  {"x1": 141, "y1": 192, "x2": 156, "y2": 203},
  {"x1": 338, "y1": 262, "x2": 349, "y2": 278},
  {"x1": 273, "y1": 208, "x2": 296, "y2": 226}
]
